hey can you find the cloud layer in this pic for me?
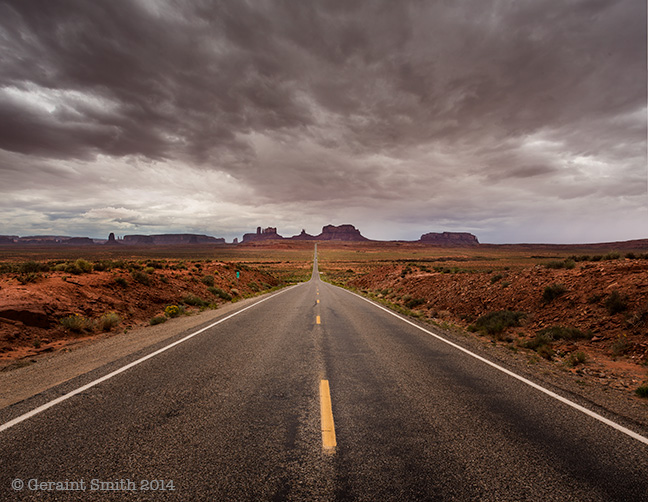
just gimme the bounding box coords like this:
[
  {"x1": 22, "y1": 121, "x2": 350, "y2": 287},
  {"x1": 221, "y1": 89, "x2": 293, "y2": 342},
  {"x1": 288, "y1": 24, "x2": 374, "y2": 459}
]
[{"x1": 1, "y1": 0, "x2": 646, "y2": 242}]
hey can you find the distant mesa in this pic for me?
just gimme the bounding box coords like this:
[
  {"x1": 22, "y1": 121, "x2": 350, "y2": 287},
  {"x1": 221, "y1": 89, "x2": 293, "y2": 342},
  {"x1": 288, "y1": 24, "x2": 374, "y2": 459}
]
[
  {"x1": 1, "y1": 233, "x2": 227, "y2": 246},
  {"x1": 64, "y1": 237, "x2": 95, "y2": 246},
  {"x1": 0, "y1": 235, "x2": 82, "y2": 245},
  {"x1": 0, "y1": 235, "x2": 18, "y2": 245},
  {"x1": 315, "y1": 224, "x2": 369, "y2": 241},
  {"x1": 291, "y1": 229, "x2": 317, "y2": 241},
  {"x1": 242, "y1": 227, "x2": 283, "y2": 243},
  {"x1": 419, "y1": 231, "x2": 479, "y2": 246},
  {"x1": 122, "y1": 234, "x2": 225, "y2": 245},
  {"x1": 242, "y1": 224, "x2": 369, "y2": 243}
]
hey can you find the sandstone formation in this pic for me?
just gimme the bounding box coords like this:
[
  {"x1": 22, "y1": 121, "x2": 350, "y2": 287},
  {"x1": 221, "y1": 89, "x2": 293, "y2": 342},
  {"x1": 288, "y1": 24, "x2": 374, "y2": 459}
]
[
  {"x1": 291, "y1": 229, "x2": 317, "y2": 240},
  {"x1": 0, "y1": 236, "x2": 17, "y2": 245},
  {"x1": 0, "y1": 306, "x2": 51, "y2": 328},
  {"x1": 14, "y1": 236, "x2": 72, "y2": 244},
  {"x1": 122, "y1": 234, "x2": 225, "y2": 245},
  {"x1": 420, "y1": 232, "x2": 479, "y2": 246},
  {"x1": 242, "y1": 227, "x2": 283, "y2": 243},
  {"x1": 64, "y1": 237, "x2": 95, "y2": 245},
  {"x1": 105, "y1": 232, "x2": 120, "y2": 246},
  {"x1": 315, "y1": 224, "x2": 369, "y2": 241},
  {"x1": 241, "y1": 224, "x2": 369, "y2": 243}
]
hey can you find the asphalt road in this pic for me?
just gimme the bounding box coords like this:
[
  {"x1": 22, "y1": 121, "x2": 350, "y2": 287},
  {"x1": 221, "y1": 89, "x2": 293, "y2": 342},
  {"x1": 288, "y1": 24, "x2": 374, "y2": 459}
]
[{"x1": 1, "y1": 250, "x2": 647, "y2": 501}]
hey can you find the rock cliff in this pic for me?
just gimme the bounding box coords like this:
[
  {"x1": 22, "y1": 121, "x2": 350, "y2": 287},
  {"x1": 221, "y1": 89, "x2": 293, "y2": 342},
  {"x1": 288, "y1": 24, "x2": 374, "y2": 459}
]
[
  {"x1": 123, "y1": 234, "x2": 225, "y2": 245},
  {"x1": 419, "y1": 232, "x2": 479, "y2": 246},
  {"x1": 315, "y1": 224, "x2": 369, "y2": 241},
  {"x1": 290, "y1": 229, "x2": 317, "y2": 240},
  {"x1": 242, "y1": 227, "x2": 283, "y2": 243}
]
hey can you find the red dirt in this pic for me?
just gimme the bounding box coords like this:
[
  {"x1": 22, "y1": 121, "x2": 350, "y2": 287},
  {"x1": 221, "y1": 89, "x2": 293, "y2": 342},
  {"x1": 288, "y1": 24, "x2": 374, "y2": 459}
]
[
  {"x1": 348, "y1": 259, "x2": 648, "y2": 391},
  {"x1": 0, "y1": 261, "x2": 280, "y2": 365}
]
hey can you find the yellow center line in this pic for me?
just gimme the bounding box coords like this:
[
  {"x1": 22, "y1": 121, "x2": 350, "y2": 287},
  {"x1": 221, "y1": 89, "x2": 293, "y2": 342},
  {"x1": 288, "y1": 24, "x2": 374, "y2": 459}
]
[
  {"x1": 319, "y1": 379, "x2": 337, "y2": 453},
  {"x1": 316, "y1": 315, "x2": 321, "y2": 324},
  {"x1": 317, "y1": 299, "x2": 320, "y2": 304}
]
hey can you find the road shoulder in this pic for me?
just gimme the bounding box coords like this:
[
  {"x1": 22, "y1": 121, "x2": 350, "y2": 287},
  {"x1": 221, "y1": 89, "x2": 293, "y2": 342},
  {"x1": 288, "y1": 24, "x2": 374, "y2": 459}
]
[{"x1": 0, "y1": 296, "x2": 270, "y2": 410}]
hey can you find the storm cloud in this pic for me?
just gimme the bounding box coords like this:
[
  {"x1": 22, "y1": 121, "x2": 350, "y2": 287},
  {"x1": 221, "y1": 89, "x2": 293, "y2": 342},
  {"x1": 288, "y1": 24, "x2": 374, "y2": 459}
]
[{"x1": 0, "y1": 0, "x2": 645, "y2": 242}]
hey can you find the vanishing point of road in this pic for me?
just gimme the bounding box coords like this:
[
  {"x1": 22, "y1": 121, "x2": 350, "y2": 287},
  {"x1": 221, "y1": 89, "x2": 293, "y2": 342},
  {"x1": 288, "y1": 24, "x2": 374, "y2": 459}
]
[{"x1": 1, "y1": 246, "x2": 647, "y2": 500}]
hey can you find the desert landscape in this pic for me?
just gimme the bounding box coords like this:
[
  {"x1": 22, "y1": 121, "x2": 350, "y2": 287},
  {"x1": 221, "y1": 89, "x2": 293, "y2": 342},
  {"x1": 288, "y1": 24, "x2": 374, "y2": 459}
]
[
  {"x1": 2, "y1": 236, "x2": 647, "y2": 404},
  {"x1": 2, "y1": 2, "x2": 646, "y2": 497}
]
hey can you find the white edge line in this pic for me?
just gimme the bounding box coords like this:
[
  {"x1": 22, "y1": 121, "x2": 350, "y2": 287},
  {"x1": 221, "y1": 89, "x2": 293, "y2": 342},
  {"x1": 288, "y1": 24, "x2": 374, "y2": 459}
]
[
  {"x1": 342, "y1": 288, "x2": 648, "y2": 446},
  {"x1": 0, "y1": 284, "x2": 303, "y2": 433}
]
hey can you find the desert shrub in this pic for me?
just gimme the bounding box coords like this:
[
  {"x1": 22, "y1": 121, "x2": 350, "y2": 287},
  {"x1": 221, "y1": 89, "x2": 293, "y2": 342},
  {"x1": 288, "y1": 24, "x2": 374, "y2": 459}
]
[
  {"x1": 525, "y1": 326, "x2": 590, "y2": 361},
  {"x1": 17, "y1": 272, "x2": 41, "y2": 284},
  {"x1": 248, "y1": 281, "x2": 260, "y2": 292},
  {"x1": 143, "y1": 267, "x2": 155, "y2": 275},
  {"x1": 469, "y1": 310, "x2": 526, "y2": 336},
  {"x1": 112, "y1": 260, "x2": 128, "y2": 270},
  {"x1": 60, "y1": 314, "x2": 91, "y2": 333},
  {"x1": 626, "y1": 305, "x2": 648, "y2": 331},
  {"x1": 0, "y1": 263, "x2": 14, "y2": 273},
  {"x1": 401, "y1": 265, "x2": 413, "y2": 277},
  {"x1": 636, "y1": 384, "x2": 648, "y2": 399},
  {"x1": 230, "y1": 288, "x2": 240, "y2": 297},
  {"x1": 201, "y1": 275, "x2": 215, "y2": 287},
  {"x1": 537, "y1": 325, "x2": 591, "y2": 341},
  {"x1": 98, "y1": 312, "x2": 120, "y2": 331},
  {"x1": 545, "y1": 259, "x2": 575, "y2": 270},
  {"x1": 131, "y1": 270, "x2": 151, "y2": 285},
  {"x1": 164, "y1": 305, "x2": 183, "y2": 318},
  {"x1": 605, "y1": 290, "x2": 628, "y2": 315},
  {"x1": 75, "y1": 259, "x2": 93, "y2": 273},
  {"x1": 63, "y1": 262, "x2": 83, "y2": 275},
  {"x1": 93, "y1": 260, "x2": 113, "y2": 272},
  {"x1": 603, "y1": 251, "x2": 621, "y2": 261},
  {"x1": 522, "y1": 334, "x2": 555, "y2": 359},
  {"x1": 146, "y1": 261, "x2": 165, "y2": 269},
  {"x1": 150, "y1": 315, "x2": 167, "y2": 326},
  {"x1": 182, "y1": 294, "x2": 209, "y2": 307},
  {"x1": 565, "y1": 351, "x2": 588, "y2": 367},
  {"x1": 19, "y1": 261, "x2": 44, "y2": 273},
  {"x1": 587, "y1": 293, "x2": 604, "y2": 304},
  {"x1": 114, "y1": 277, "x2": 128, "y2": 287},
  {"x1": 208, "y1": 286, "x2": 232, "y2": 301},
  {"x1": 523, "y1": 333, "x2": 553, "y2": 351},
  {"x1": 611, "y1": 334, "x2": 631, "y2": 357},
  {"x1": 543, "y1": 283, "x2": 567, "y2": 302},
  {"x1": 405, "y1": 298, "x2": 426, "y2": 309},
  {"x1": 490, "y1": 273, "x2": 504, "y2": 284}
]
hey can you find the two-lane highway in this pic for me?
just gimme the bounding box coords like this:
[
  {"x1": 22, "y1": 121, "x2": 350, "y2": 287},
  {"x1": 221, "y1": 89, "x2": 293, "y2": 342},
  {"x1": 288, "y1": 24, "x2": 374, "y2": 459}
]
[{"x1": 1, "y1": 247, "x2": 647, "y2": 500}]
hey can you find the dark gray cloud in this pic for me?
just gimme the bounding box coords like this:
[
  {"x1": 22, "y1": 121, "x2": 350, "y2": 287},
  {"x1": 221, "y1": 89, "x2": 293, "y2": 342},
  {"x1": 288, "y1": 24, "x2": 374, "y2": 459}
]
[{"x1": 0, "y1": 0, "x2": 645, "y2": 242}]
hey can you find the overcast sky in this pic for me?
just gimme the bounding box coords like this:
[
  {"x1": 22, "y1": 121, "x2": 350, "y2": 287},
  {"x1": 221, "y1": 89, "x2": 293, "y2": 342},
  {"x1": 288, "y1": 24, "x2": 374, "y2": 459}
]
[{"x1": 0, "y1": 0, "x2": 646, "y2": 243}]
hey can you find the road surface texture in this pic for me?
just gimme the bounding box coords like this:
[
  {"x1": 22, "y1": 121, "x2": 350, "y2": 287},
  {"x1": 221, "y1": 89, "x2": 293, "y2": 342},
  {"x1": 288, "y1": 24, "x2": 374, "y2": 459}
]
[{"x1": 1, "y1": 250, "x2": 647, "y2": 500}]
